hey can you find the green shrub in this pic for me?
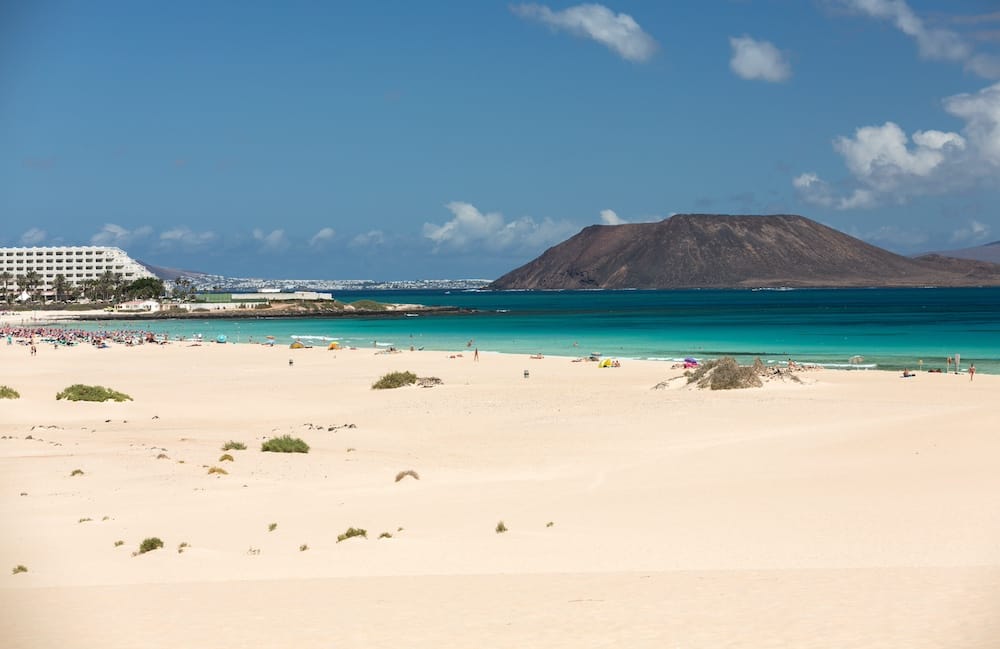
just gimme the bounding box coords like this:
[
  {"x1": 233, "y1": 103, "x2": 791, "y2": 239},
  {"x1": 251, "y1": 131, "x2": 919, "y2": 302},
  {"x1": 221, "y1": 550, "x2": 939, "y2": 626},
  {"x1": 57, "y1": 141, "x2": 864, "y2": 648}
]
[
  {"x1": 138, "y1": 537, "x2": 164, "y2": 554},
  {"x1": 177, "y1": 542, "x2": 189, "y2": 554},
  {"x1": 207, "y1": 466, "x2": 228, "y2": 475},
  {"x1": 336, "y1": 527, "x2": 367, "y2": 542},
  {"x1": 349, "y1": 299, "x2": 387, "y2": 312},
  {"x1": 156, "y1": 453, "x2": 169, "y2": 460},
  {"x1": 378, "y1": 532, "x2": 393, "y2": 539},
  {"x1": 221, "y1": 441, "x2": 246, "y2": 451},
  {"x1": 0, "y1": 385, "x2": 19, "y2": 399},
  {"x1": 78, "y1": 517, "x2": 92, "y2": 523},
  {"x1": 395, "y1": 469, "x2": 420, "y2": 482},
  {"x1": 546, "y1": 521, "x2": 554, "y2": 528},
  {"x1": 219, "y1": 453, "x2": 234, "y2": 462},
  {"x1": 114, "y1": 540, "x2": 124, "y2": 547},
  {"x1": 56, "y1": 384, "x2": 132, "y2": 402},
  {"x1": 268, "y1": 522, "x2": 277, "y2": 532},
  {"x1": 299, "y1": 544, "x2": 309, "y2": 552},
  {"x1": 261, "y1": 435, "x2": 310, "y2": 453},
  {"x1": 496, "y1": 521, "x2": 508, "y2": 534},
  {"x1": 12, "y1": 564, "x2": 27, "y2": 575},
  {"x1": 372, "y1": 371, "x2": 418, "y2": 390},
  {"x1": 70, "y1": 469, "x2": 84, "y2": 476}
]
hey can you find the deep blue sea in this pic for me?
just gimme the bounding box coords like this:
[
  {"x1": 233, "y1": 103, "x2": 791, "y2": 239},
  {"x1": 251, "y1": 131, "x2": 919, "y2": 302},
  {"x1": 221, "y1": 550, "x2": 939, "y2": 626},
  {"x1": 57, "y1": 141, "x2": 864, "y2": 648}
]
[{"x1": 70, "y1": 288, "x2": 1000, "y2": 373}]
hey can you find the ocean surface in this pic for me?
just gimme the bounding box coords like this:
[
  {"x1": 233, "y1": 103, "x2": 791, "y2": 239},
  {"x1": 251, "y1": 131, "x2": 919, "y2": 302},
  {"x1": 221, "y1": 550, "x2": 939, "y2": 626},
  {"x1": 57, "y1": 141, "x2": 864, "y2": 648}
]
[{"x1": 64, "y1": 288, "x2": 1000, "y2": 373}]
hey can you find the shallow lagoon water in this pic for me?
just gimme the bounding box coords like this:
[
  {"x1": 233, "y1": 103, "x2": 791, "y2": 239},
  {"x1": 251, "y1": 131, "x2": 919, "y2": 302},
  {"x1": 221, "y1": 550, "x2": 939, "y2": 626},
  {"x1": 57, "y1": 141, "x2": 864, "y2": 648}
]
[{"x1": 69, "y1": 287, "x2": 1000, "y2": 373}]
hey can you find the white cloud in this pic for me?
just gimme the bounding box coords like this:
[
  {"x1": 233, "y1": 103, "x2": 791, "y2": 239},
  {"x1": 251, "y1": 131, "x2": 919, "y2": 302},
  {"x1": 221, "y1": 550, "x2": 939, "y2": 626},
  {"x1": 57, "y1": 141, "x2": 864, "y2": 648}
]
[
  {"x1": 793, "y1": 172, "x2": 834, "y2": 207},
  {"x1": 728, "y1": 35, "x2": 791, "y2": 82},
  {"x1": 832, "y1": 122, "x2": 966, "y2": 191},
  {"x1": 350, "y1": 230, "x2": 385, "y2": 247},
  {"x1": 511, "y1": 3, "x2": 658, "y2": 62},
  {"x1": 423, "y1": 201, "x2": 576, "y2": 253},
  {"x1": 794, "y1": 81, "x2": 1000, "y2": 209},
  {"x1": 20, "y1": 228, "x2": 47, "y2": 245},
  {"x1": 158, "y1": 227, "x2": 217, "y2": 250},
  {"x1": 835, "y1": 0, "x2": 999, "y2": 78},
  {"x1": 308, "y1": 227, "x2": 336, "y2": 248},
  {"x1": 951, "y1": 219, "x2": 991, "y2": 243},
  {"x1": 90, "y1": 223, "x2": 154, "y2": 247},
  {"x1": 252, "y1": 228, "x2": 290, "y2": 253},
  {"x1": 793, "y1": 173, "x2": 876, "y2": 209},
  {"x1": 942, "y1": 81, "x2": 1000, "y2": 165},
  {"x1": 599, "y1": 209, "x2": 626, "y2": 225}
]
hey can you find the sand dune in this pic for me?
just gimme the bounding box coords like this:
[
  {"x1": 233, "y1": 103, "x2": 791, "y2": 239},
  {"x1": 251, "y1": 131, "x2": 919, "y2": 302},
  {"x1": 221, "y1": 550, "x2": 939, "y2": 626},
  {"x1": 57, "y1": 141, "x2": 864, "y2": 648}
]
[{"x1": 2, "y1": 340, "x2": 998, "y2": 647}]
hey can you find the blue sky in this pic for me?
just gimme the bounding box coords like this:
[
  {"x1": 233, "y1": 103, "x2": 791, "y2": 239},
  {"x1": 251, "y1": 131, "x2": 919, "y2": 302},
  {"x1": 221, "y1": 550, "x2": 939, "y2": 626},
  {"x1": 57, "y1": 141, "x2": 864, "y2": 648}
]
[{"x1": 2, "y1": 1, "x2": 999, "y2": 279}]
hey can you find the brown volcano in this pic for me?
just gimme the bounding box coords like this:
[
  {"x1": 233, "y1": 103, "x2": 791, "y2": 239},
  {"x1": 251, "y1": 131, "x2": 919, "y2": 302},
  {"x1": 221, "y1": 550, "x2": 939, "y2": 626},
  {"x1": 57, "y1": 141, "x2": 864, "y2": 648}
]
[{"x1": 488, "y1": 214, "x2": 1000, "y2": 289}]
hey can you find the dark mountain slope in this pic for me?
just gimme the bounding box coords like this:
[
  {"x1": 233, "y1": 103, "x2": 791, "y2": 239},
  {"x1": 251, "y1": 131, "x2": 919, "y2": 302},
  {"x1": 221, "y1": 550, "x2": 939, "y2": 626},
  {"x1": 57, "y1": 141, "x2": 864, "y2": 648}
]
[{"x1": 489, "y1": 214, "x2": 1000, "y2": 289}]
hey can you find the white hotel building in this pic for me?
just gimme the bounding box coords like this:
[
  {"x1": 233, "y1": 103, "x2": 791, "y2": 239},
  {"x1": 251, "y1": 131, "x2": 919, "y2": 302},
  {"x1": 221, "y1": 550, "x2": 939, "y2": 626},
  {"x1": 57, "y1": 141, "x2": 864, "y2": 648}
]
[{"x1": 0, "y1": 246, "x2": 156, "y2": 297}]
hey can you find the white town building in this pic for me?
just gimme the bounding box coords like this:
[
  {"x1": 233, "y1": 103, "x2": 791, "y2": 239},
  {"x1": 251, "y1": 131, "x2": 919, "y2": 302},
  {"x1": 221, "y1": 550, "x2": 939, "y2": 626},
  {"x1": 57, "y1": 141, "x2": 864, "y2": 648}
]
[{"x1": 0, "y1": 246, "x2": 156, "y2": 298}]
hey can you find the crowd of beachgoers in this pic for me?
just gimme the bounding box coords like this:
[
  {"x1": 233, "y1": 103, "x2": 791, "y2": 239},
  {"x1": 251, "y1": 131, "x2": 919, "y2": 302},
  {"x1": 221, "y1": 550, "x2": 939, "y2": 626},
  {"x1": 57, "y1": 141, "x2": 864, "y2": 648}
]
[{"x1": 1, "y1": 325, "x2": 163, "y2": 347}]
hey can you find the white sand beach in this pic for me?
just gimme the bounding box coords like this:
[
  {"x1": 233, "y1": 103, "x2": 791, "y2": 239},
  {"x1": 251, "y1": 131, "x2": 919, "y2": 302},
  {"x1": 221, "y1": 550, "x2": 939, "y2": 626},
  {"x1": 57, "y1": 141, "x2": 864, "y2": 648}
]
[{"x1": 1, "y1": 339, "x2": 998, "y2": 648}]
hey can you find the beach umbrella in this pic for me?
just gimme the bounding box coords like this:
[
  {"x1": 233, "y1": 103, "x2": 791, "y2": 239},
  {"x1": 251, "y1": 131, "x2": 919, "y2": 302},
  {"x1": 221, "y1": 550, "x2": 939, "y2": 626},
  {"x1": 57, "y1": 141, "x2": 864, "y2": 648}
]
[{"x1": 684, "y1": 357, "x2": 697, "y2": 364}]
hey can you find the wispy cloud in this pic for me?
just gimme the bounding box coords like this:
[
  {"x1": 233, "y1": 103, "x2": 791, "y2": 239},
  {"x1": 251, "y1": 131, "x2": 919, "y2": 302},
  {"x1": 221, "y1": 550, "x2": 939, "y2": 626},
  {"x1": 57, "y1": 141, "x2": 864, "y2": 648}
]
[
  {"x1": 795, "y1": 81, "x2": 1000, "y2": 208},
  {"x1": 729, "y1": 35, "x2": 792, "y2": 82},
  {"x1": 22, "y1": 157, "x2": 55, "y2": 170},
  {"x1": 308, "y1": 227, "x2": 336, "y2": 249},
  {"x1": 252, "y1": 228, "x2": 290, "y2": 253},
  {"x1": 423, "y1": 201, "x2": 576, "y2": 253},
  {"x1": 91, "y1": 223, "x2": 154, "y2": 247},
  {"x1": 350, "y1": 230, "x2": 385, "y2": 247},
  {"x1": 848, "y1": 224, "x2": 930, "y2": 249},
  {"x1": 19, "y1": 228, "x2": 47, "y2": 245},
  {"x1": 951, "y1": 219, "x2": 991, "y2": 243},
  {"x1": 511, "y1": 3, "x2": 658, "y2": 62},
  {"x1": 599, "y1": 209, "x2": 626, "y2": 225},
  {"x1": 834, "y1": 0, "x2": 999, "y2": 78},
  {"x1": 158, "y1": 226, "x2": 217, "y2": 250}
]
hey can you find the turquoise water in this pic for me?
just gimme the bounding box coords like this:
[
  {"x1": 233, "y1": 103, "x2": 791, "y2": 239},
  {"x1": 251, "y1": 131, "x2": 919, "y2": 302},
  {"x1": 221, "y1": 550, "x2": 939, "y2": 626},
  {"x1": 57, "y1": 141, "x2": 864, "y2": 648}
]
[{"x1": 67, "y1": 288, "x2": 1000, "y2": 373}]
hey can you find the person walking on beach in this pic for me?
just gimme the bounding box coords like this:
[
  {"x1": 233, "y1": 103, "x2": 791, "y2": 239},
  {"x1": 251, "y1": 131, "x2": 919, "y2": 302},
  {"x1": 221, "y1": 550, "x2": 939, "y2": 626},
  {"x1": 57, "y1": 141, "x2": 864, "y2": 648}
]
[
  {"x1": 474, "y1": 347, "x2": 479, "y2": 362},
  {"x1": 969, "y1": 363, "x2": 976, "y2": 381}
]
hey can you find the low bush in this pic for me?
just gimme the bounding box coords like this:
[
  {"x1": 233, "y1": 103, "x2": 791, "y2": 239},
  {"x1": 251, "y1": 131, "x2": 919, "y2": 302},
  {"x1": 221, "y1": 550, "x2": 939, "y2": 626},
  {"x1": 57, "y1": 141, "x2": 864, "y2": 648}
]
[
  {"x1": 207, "y1": 466, "x2": 228, "y2": 475},
  {"x1": 177, "y1": 542, "x2": 189, "y2": 554},
  {"x1": 221, "y1": 441, "x2": 246, "y2": 451},
  {"x1": 268, "y1": 522, "x2": 277, "y2": 532},
  {"x1": 349, "y1": 299, "x2": 387, "y2": 312},
  {"x1": 78, "y1": 517, "x2": 92, "y2": 523},
  {"x1": 372, "y1": 371, "x2": 418, "y2": 390},
  {"x1": 156, "y1": 453, "x2": 169, "y2": 460},
  {"x1": 378, "y1": 532, "x2": 393, "y2": 539},
  {"x1": 496, "y1": 521, "x2": 508, "y2": 534},
  {"x1": 546, "y1": 521, "x2": 554, "y2": 528},
  {"x1": 261, "y1": 435, "x2": 309, "y2": 453},
  {"x1": 395, "y1": 469, "x2": 420, "y2": 482},
  {"x1": 685, "y1": 356, "x2": 762, "y2": 390},
  {"x1": 56, "y1": 384, "x2": 132, "y2": 402},
  {"x1": 70, "y1": 469, "x2": 84, "y2": 477},
  {"x1": 0, "y1": 385, "x2": 20, "y2": 399},
  {"x1": 138, "y1": 537, "x2": 164, "y2": 554},
  {"x1": 12, "y1": 564, "x2": 27, "y2": 575},
  {"x1": 114, "y1": 540, "x2": 124, "y2": 547},
  {"x1": 219, "y1": 454, "x2": 234, "y2": 462},
  {"x1": 336, "y1": 527, "x2": 367, "y2": 542},
  {"x1": 299, "y1": 544, "x2": 309, "y2": 552}
]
